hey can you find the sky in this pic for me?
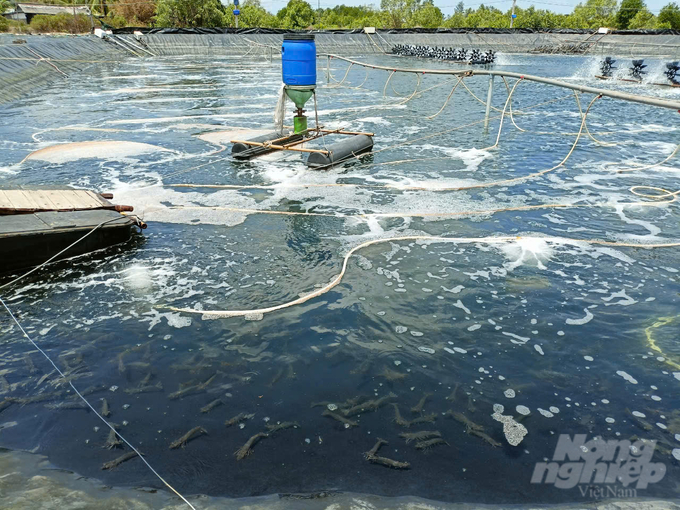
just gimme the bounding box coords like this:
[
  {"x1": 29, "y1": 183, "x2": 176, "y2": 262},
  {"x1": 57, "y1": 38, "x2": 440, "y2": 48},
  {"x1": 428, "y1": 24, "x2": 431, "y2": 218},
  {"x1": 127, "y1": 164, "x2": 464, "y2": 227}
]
[{"x1": 245, "y1": 0, "x2": 671, "y2": 17}]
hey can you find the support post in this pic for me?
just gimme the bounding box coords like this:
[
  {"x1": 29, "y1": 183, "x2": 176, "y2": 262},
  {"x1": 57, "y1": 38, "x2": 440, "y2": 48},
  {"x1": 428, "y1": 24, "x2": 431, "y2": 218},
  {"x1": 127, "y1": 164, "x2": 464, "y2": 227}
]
[
  {"x1": 326, "y1": 55, "x2": 330, "y2": 84},
  {"x1": 484, "y1": 75, "x2": 494, "y2": 132},
  {"x1": 510, "y1": 0, "x2": 517, "y2": 28}
]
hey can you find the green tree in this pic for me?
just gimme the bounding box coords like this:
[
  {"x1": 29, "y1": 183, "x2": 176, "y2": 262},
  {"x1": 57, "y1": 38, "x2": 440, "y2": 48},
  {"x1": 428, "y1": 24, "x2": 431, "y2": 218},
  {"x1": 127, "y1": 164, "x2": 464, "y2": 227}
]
[
  {"x1": 316, "y1": 4, "x2": 381, "y2": 28},
  {"x1": 658, "y1": 2, "x2": 680, "y2": 28},
  {"x1": 628, "y1": 7, "x2": 670, "y2": 27},
  {"x1": 237, "y1": 0, "x2": 278, "y2": 27},
  {"x1": 380, "y1": 0, "x2": 409, "y2": 28},
  {"x1": 443, "y1": 12, "x2": 466, "y2": 27},
  {"x1": 616, "y1": 0, "x2": 644, "y2": 28},
  {"x1": 154, "y1": 0, "x2": 226, "y2": 28},
  {"x1": 408, "y1": 0, "x2": 443, "y2": 27},
  {"x1": 569, "y1": 0, "x2": 619, "y2": 28},
  {"x1": 276, "y1": 0, "x2": 315, "y2": 28},
  {"x1": 0, "y1": 0, "x2": 11, "y2": 14},
  {"x1": 454, "y1": 1, "x2": 464, "y2": 14}
]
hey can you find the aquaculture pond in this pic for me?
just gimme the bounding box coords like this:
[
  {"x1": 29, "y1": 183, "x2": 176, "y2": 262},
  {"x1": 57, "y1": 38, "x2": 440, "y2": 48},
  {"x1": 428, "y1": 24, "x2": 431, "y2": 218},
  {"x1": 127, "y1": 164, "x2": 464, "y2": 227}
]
[{"x1": 0, "y1": 51, "x2": 679, "y2": 507}]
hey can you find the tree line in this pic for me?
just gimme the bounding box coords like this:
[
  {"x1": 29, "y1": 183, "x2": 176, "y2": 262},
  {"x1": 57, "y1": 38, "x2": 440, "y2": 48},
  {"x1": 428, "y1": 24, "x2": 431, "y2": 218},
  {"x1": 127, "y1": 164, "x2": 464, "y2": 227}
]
[{"x1": 1, "y1": 0, "x2": 680, "y2": 32}]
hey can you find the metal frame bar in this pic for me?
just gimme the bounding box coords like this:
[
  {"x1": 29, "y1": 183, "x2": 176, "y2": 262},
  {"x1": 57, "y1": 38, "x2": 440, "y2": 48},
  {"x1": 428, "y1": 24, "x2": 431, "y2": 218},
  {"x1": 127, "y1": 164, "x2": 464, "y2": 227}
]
[{"x1": 324, "y1": 54, "x2": 680, "y2": 110}]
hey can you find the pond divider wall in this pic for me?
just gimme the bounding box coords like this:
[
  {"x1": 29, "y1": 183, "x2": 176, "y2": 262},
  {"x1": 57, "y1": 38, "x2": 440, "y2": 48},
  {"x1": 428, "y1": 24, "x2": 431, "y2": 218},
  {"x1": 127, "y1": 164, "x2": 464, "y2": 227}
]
[{"x1": 2, "y1": 31, "x2": 679, "y2": 102}]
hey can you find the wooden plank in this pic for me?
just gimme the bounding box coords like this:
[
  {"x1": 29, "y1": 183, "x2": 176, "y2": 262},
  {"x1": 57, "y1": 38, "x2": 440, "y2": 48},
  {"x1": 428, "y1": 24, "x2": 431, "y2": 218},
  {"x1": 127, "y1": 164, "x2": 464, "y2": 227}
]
[
  {"x1": 42, "y1": 190, "x2": 75, "y2": 210},
  {"x1": 84, "y1": 191, "x2": 112, "y2": 208},
  {"x1": 0, "y1": 191, "x2": 13, "y2": 212},
  {"x1": 0, "y1": 189, "x2": 117, "y2": 215},
  {"x1": 63, "y1": 190, "x2": 97, "y2": 209},
  {"x1": 4, "y1": 190, "x2": 40, "y2": 211},
  {"x1": 230, "y1": 140, "x2": 329, "y2": 155},
  {"x1": 56, "y1": 189, "x2": 84, "y2": 210},
  {"x1": 29, "y1": 190, "x2": 59, "y2": 211},
  {"x1": 318, "y1": 128, "x2": 375, "y2": 136}
]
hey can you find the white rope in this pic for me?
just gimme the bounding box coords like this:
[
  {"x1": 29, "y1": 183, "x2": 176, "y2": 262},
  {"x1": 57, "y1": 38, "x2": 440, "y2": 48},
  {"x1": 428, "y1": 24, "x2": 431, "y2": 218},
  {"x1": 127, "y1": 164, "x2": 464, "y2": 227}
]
[
  {"x1": 0, "y1": 218, "x2": 124, "y2": 292},
  {"x1": 0, "y1": 297, "x2": 196, "y2": 509},
  {"x1": 166, "y1": 234, "x2": 680, "y2": 320}
]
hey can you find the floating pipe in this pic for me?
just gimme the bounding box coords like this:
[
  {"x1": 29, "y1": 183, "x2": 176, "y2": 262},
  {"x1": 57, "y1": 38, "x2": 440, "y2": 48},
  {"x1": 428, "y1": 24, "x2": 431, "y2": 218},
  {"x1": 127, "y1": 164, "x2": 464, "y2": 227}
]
[{"x1": 307, "y1": 135, "x2": 373, "y2": 169}]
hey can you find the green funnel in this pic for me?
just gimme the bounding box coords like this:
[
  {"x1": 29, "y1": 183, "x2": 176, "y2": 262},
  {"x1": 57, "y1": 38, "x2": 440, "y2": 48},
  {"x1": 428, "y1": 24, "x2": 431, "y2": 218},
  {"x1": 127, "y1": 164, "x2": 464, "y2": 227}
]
[{"x1": 285, "y1": 88, "x2": 314, "y2": 109}]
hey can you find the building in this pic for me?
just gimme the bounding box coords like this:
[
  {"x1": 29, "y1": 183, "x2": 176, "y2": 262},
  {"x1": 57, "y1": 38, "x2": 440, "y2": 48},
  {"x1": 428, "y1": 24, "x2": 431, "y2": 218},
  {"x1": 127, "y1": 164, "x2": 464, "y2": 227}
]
[{"x1": 2, "y1": 3, "x2": 92, "y2": 24}]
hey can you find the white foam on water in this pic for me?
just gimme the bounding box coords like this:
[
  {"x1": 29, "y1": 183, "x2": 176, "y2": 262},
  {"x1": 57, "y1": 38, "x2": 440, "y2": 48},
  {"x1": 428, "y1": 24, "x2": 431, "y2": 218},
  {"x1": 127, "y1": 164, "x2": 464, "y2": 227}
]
[
  {"x1": 355, "y1": 116, "x2": 392, "y2": 126},
  {"x1": 442, "y1": 285, "x2": 464, "y2": 294},
  {"x1": 103, "y1": 86, "x2": 218, "y2": 94},
  {"x1": 106, "y1": 113, "x2": 271, "y2": 125},
  {"x1": 503, "y1": 332, "x2": 530, "y2": 345},
  {"x1": 121, "y1": 264, "x2": 154, "y2": 293},
  {"x1": 417, "y1": 144, "x2": 492, "y2": 172},
  {"x1": 616, "y1": 370, "x2": 638, "y2": 385},
  {"x1": 613, "y1": 205, "x2": 662, "y2": 240},
  {"x1": 602, "y1": 289, "x2": 637, "y2": 307},
  {"x1": 566, "y1": 308, "x2": 594, "y2": 325},
  {"x1": 452, "y1": 300, "x2": 471, "y2": 314},
  {"x1": 499, "y1": 237, "x2": 554, "y2": 271},
  {"x1": 197, "y1": 128, "x2": 272, "y2": 146},
  {"x1": 110, "y1": 178, "x2": 257, "y2": 227},
  {"x1": 23, "y1": 141, "x2": 171, "y2": 164},
  {"x1": 0, "y1": 163, "x2": 21, "y2": 175}
]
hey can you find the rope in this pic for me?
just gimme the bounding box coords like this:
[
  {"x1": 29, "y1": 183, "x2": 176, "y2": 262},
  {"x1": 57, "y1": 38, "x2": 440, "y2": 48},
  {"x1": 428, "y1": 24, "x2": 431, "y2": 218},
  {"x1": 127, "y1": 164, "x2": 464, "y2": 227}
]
[
  {"x1": 460, "y1": 78, "x2": 504, "y2": 113},
  {"x1": 0, "y1": 297, "x2": 196, "y2": 510},
  {"x1": 24, "y1": 47, "x2": 68, "y2": 78},
  {"x1": 165, "y1": 234, "x2": 680, "y2": 319},
  {"x1": 0, "y1": 218, "x2": 124, "y2": 292},
  {"x1": 629, "y1": 185, "x2": 680, "y2": 199},
  {"x1": 610, "y1": 144, "x2": 680, "y2": 173},
  {"x1": 426, "y1": 77, "x2": 464, "y2": 120},
  {"x1": 572, "y1": 91, "x2": 616, "y2": 147},
  {"x1": 395, "y1": 73, "x2": 422, "y2": 105},
  {"x1": 365, "y1": 32, "x2": 388, "y2": 55},
  {"x1": 382, "y1": 70, "x2": 396, "y2": 98},
  {"x1": 500, "y1": 76, "x2": 525, "y2": 132},
  {"x1": 328, "y1": 62, "x2": 354, "y2": 88},
  {"x1": 484, "y1": 78, "x2": 523, "y2": 151},
  {"x1": 644, "y1": 316, "x2": 680, "y2": 371}
]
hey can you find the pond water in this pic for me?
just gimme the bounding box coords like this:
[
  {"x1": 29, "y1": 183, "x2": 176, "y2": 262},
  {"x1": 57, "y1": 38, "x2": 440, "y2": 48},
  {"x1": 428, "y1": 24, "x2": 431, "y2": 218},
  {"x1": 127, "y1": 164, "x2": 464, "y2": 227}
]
[{"x1": 0, "y1": 51, "x2": 679, "y2": 506}]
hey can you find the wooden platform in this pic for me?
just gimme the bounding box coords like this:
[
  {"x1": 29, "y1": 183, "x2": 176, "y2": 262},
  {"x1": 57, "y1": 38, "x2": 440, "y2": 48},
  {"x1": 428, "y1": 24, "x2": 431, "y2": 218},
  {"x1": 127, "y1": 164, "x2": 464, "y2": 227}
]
[
  {"x1": 0, "y1": 189, "x2": 114, "y2": 215},
  {"x1": 0, "y1": 210, "x2": 137, "y2": 273},
  {"x1": 0, "y1": 187, "x2": 142, "y2": 273}
]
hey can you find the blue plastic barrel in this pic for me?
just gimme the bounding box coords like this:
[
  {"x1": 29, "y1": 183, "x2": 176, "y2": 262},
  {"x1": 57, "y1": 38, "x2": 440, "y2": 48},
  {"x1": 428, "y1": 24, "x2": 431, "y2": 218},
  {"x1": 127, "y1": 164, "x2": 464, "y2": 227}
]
[{"x1": 281, "y1": 34, "x2": 316, "y2": 87}]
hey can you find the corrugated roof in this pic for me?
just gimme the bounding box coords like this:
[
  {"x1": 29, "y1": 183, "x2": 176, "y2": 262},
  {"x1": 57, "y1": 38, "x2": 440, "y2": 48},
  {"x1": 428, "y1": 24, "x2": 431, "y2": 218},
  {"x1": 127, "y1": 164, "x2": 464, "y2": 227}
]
[{"x1": 16, "y1": 3, "x2": 91, "y2": 15}]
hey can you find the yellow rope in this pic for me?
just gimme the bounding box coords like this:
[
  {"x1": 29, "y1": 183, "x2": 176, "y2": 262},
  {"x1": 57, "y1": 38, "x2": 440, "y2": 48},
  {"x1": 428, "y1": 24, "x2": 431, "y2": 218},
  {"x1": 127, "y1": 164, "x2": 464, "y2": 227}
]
[{"x1": 644, "y1": 316, "x2": 680, "y2": 371}]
